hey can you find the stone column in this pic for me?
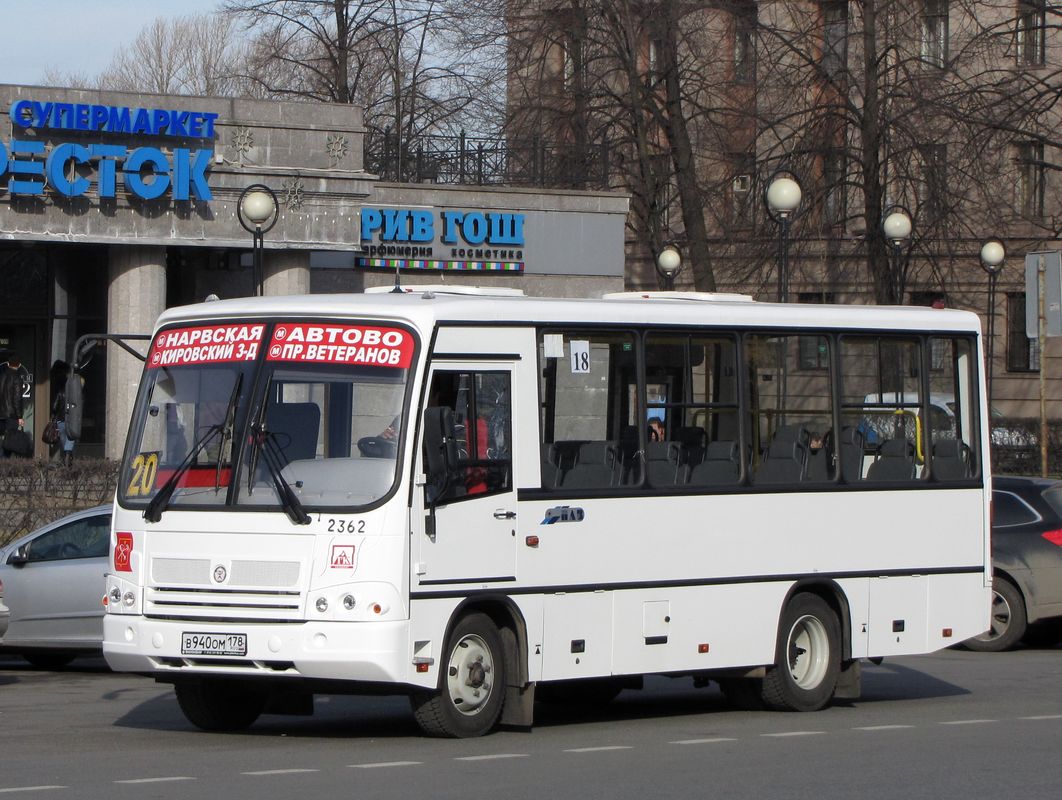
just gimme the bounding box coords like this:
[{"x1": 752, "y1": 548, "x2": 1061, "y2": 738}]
[
  {"x1": 106, "y1": 245, "x2": 167, "y2": 460},
  {"x1": 262, "y1": 249, "x2": 310, "y2": 297}
]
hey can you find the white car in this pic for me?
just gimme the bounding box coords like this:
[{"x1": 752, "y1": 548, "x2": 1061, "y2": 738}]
[{"x1": 0, "y1": 505, "x2": 111, "y2": 668}]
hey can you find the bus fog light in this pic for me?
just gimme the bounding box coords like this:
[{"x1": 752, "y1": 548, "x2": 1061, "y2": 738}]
[
  {"x1": 122, "y1": 591, "x2": 136, "y2": 607},
  {"x1": 152, "y1": 633, "x2": 164, "y2": 649},
  {"x1": 316, "y1": 597, "x2": 329, "y2": 613},
  {"x1": 124, "y1": 626, "x2": 135, "y2": 643},
  {"x1": 342, "y1": 594, "x2": 356, "y2": 611}
]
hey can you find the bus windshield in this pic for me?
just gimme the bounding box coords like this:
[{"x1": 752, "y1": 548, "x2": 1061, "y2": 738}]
[{"x1": 119, "y1": 320, "x2": 416, "y2": 513}]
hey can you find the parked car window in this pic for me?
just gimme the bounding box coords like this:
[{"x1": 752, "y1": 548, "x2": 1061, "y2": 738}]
[
  {"x1": 993, "y1": 491, "x2": 1039, "y2": 527},
  {"x1": 24, "y1": 515, "x2": 112, "y2": 563},
  {"x1": 1040, "y1": 486, "x2": 1062, "y2": 519}
]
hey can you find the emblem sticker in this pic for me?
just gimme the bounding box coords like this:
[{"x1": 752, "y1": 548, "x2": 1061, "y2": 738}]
[
  {"x1": 541, "y1": 506, "x2": 586, "y2": 525},
  {"x1": 330, "y1": 545, "x2": 356, "y2": 569}
]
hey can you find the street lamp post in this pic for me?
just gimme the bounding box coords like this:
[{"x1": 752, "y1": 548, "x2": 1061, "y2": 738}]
[
  {"x1": 656, "y1": 244, "x2": 683, "y2": 291},
  {"x1": 764, "y1": 173, "x2": 802, "y2": 302},
  {"x1": 980, "y1": 238, "x2": 1006, "y2": 403},
  {"x1": 882, "y1": 206, "x2": 913, "y2": 304},
  {"x1": 237, "y1": 185, "x2": 280, "y2": 297}
]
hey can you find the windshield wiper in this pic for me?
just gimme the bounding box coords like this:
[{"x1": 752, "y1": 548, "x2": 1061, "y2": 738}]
[
  {"x1": 215, "y1": 374, "x2": 243, "y2": 490},
  {"x1": 143, "y1": 424, "x2": 221, "y2": 523},
  {"x1": 248, "y1": 422, "x2": 311, "y2": 525},
  {"x1": 144, "y1": 376, "x2": 243, "y2": 523}
]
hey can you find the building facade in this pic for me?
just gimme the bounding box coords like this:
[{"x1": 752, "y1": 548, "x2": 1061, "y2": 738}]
[
  {"x1": 1, "y1": 84, "x2": 628, "y2": 459},
  {"x1": 505, "y1": 0, "x2": 1062, "y2": 418}
]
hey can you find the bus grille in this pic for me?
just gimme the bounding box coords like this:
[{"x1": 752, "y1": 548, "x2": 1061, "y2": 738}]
[{"x1": 147, "y1": 556, "x2": 303, "y2": 618}]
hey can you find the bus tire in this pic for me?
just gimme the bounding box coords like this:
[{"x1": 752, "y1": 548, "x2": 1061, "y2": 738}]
[
  {"x1": 761, "y1": 593, "x2": 840, "y2": 712},
  {"x1": 411, "y1": 613, "x2": 506, "y2": 738},
  {"x1": 963, "y1": 578, "x2": 1026, "y2": 652},
  {"x1": 175, "y1": 680, "x2": 266, "y2": 732}
]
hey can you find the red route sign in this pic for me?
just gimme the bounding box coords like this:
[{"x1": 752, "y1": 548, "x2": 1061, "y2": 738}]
[
  {"x1": 148, "y1": 324, "x2": 264, "y2": 368},
  {"x1": 266, "y1": 323, "x2": 413, "y2": 368}
]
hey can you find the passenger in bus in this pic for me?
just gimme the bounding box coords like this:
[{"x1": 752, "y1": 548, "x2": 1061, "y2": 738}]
[
  {"x1": 380, "y1": 415, "x2": 400, "y2": 440},
  {"x1": 648, "y1": 416, "x2": 665, "y2": 442}
]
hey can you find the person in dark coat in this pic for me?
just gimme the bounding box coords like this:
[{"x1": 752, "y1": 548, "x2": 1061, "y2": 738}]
[
  {"x1": 0, "y1": 352, "x2": 27, "y2": 458},
  {"x1": 49, "y1": 360, "x2": 75, "y2": 465}
]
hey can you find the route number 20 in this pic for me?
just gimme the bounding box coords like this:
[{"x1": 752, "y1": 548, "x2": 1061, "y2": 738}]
[{"x1": 127, "y1": 452, "x2": 159, "y2": 496}]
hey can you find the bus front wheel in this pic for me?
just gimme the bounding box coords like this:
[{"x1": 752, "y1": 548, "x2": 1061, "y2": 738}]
[
  {"x1": 761, "y1": 593, "x2": 840, "y2": 712},
  {"x1": 411, "y1": 613, "x2": 506, "y2": 738},
  {"x1": 175, "y1": 680, "x2": 267, "y2": 732}
]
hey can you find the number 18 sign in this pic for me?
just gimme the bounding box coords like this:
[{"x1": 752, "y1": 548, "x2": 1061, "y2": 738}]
[{"x1": 570, "y1": 339, "x2": 590, "y2": 373}]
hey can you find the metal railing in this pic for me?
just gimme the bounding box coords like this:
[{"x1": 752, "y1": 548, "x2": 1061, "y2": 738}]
[{"x1": 364, "y1": 128, "x2": 612, "y2": 189}]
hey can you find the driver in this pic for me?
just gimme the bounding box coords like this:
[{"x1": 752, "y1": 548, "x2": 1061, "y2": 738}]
[{"x1": 380, "y1": 415, "x2": 399, "y2": 440}]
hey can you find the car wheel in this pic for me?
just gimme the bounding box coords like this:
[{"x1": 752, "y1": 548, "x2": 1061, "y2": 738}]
[
  {"x1": 174, "y1": 680, "x2": 267, "y2": 732},
  {"x1": 410, "y1": 613, "x2": 506, "y2": 737},
  {"x1": 23, "y1": 653, "x2": 76, "y2": 670},
  {"x1": 964, "y1": 578, "x2": 1026, "y2": 652},
  {"x1": 761, "y1": 593, "x2": 841, "y2": 712}
]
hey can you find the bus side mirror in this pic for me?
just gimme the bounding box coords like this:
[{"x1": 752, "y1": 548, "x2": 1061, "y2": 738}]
[
  {"x1": 65, "y1": 373, "x2": 84, "y2": 441},
  {"x1": 423, "y1": 406, "x2": 457, "y2": 506}
]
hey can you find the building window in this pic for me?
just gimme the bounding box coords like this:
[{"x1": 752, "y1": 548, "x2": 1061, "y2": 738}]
[
  {"x1": 728, "y1": 152, "x2": 755, "y2": 227},
  {"x1": 798, "y1": 293, "x2": 835, "y2": 369},
  {"x1": 1017, "y1": 1, "x2": 1046, "y2": 67},
  {"x1": 562, "y1": 36, "x2": 584, "y2": 91},
  {"x1": 1016, "y1": 141, "x2": 1045, "y2": 218},
  {"x1": 921, "y1": 0, "x2": 949, "y2": 69},
  {"x1": 909, "y1": 291, "x2": 949, "y2": 370},
  {"x1": 733, "y1": 4, "x2": 756, "y2": 83},
  {"x1": 918, "y1": 144, "x2": 948, "y2": 221},
  {"x1": 648, "y1": 38, "x2": 663, "y2": 84},
  {"x1": 1007, "y1": 293, "x2": 1040, "y2": 371},
  {"x1": 821, "y1": 1, "x2": 848, "y2": 79},
  {"x1": 822, "y1": 148, "x2": 845, "y2": 224}
]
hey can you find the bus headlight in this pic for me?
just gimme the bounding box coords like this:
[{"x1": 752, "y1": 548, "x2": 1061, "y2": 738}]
[
  {"x1": 315, "y1": 597, "x2": 328, "y2": 613},
  {"x1": 342, "y1": 594, "x2": 356, "y2": 611},
  {"x1": 122, "y1": 591, "x2": 136, "y2": 608}
]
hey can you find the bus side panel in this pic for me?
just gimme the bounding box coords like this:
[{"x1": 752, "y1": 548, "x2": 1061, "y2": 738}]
[
  {"x1": 610, "y1": 584, "x2": 785, "y2": 676},
  {"x1": 836, "y1": 577, "x2": 871, "y2": 659},
  {"x1": 540, "y1": 592, "x2": 613, "y2": 680},
  {"x1": 926, "y1": 572, "x2": 992, "y2": 649}
]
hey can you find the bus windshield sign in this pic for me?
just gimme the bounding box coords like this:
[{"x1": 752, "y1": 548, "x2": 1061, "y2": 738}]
[
  {"x1": 148, "y1": 323, "x2": 264, "y2": 368},
  {"x1": 266, "y1": 323, "x2": 414, "y2": 368}
]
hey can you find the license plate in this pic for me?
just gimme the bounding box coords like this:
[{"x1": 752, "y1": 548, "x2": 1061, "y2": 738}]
[{"x1": 181, "y1": 632, "x2": 247, "y2": 657}]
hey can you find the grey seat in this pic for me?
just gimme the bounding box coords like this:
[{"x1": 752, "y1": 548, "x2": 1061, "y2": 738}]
[
  {"x1": 932, "y1": 439, "x2": 971, "y2": 480},
  {"x1": 866, "y1": 438, "x2": 916, "y2": 481},
  {"x1": 688, "y1": 440, "x2": 741, "y2": 485},
  {"x1": 646, "y1": 441, "x2": 685, "y2": 486},
  {"x1": 554, "y1": 440, "x2": 618, "y2": 489},
  {"x1": 265, "y1": 402, "x2": 321, "y2": 464},
  {"x1": 838, "y1": 426, "x2": 866, "y2": 481},
  {"x1": 753, "y1": 425, "x2": 808, "y2": 485}
]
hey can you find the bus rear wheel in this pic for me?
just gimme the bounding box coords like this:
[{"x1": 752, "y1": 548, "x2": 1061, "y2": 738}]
[
  {"x1": 175, "y1": 680, "x2": 267, "y2": 732},
  {"x1": 411, "y1": 613, "x2": 506, "y2": 738},
  {"x1": 761, "y1": 593, "x2": 840, "y2": 712}
]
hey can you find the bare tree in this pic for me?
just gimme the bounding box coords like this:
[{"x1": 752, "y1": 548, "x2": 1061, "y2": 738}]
[
  {"x1": 95, "y1": 13, "x2": 246, "y2": 96},
  {"x1": 505, "y1": 0, "x2": 729, "y2": 290},
  {"x1": 225, "y1": 0, "x2": 491, "y2": 138}
]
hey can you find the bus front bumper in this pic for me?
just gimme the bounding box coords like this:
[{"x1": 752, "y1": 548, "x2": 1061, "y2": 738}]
[{"x1": 103, "y1": 615, "x2": 418, "y2": 684}]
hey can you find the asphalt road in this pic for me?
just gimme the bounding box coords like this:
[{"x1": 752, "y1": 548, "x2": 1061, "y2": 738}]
[{"x1": 2, "y1": 646, "x2": 1061, "y2": 799}]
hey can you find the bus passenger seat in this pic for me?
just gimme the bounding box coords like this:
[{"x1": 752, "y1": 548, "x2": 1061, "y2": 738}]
[
  {"x1": 265, "y1": 402, "x2": 321, "y2": 464},
  {"x1": 866, "y1": 438, "x2": 916, "y2": 481},
  {"x1": 753, "y1": 425, "x2": 808, "y2": 484},
  {"x1": 688, "y1": 440, "x2": 740, "y2": 485},
  {"x1": 932, "y1": 440, "x2": 971, "y2": 480},
  {"x1": 838, "y1": 426, "x2": 866, "y2": 481},
  {"x1": 556, "y1": 440, "x2": 619, "y2": 489},
  {"x1": 646, "y1": 441, "x2": 686, "y2": 486}
]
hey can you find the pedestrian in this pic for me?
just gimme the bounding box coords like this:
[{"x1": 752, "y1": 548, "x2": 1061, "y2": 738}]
[
  {"x1": 49, "y1": 360, "x2": 76, "y2": 466},
  {"x1": 0, "y1": 351, "x2": 28, "y2": 458}
]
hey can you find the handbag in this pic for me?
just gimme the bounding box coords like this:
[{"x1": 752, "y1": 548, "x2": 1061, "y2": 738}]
[
  {"x1": 42, "y1": 418, "x2": 60, "y2": 446},
  {"x1": 3, "y1": 426, "x2": 33, "y2": 457}
]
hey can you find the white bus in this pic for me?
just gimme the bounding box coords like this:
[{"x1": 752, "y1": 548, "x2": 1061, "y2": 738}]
[{"x1": 103, "y1": 287, "x2": 991, "y2": 737}]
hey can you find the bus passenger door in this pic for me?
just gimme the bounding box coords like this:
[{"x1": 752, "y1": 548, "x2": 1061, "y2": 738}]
[{"x1": 413, "y1": 364, "x2": 518, "y2": 585}]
